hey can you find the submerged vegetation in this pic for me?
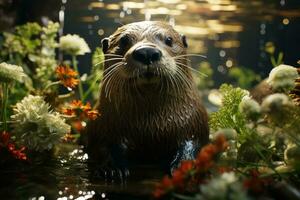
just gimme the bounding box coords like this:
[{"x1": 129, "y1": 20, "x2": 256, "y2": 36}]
[{"x1": 0, "y1": 21, "x2": 300, "y2": 200}]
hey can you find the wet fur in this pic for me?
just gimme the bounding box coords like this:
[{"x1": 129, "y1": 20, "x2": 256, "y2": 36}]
[{"x1": 86, "y1": 21, "x2": 209, "y2": 169}]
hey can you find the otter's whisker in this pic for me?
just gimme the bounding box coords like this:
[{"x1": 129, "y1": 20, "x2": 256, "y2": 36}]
[
  {"x1": 95, "y1": 54, "x2": 123, "y2": 58},
  {"x1": 103, "y1": 61, "x2": 125, "y2": 75},
  {"x1": 103, "y1": 62, "x2": 123, "y2": 84},
  {"x1": 108, "y1": 70, "x2": 122, "y2": 102},
  {"x1": 102, "y1": 64, "x2": 124, "y2": 88},
  {"x1": 166, "y1": 69, "x2": 179, "y2": 96},
  {"x1": 133, "y1": 69, "x2": 142, "y2": 99},
  {"x1": 175, "y1": 61, "x2": 208, "y2": 77},
  {"x1": 173, "y1": 54, "x2": 207, "y2": 59},
  {"x1": 94, "y1": 58, "x2": 124, "y2": 66},
  {"x1": 175, "y1": 57, "x2": 191, "y2": 63},
  {"x1": 158, "y1": 68, "x2": 164, "y2": 94},
  {"x1": 103, "y1": 63, "x2": 124, "y2": 96},
  {"x1": 176, "y1": 67, "x2": 193, "y2": 90},
  {"x1": 103, "y1": 54, "x2": 123, "y2": 57},
  {"x1": 167, "y1": 72, "x2": 176, "y2": 93},
  {"x1": 106, "y1": 67, "x2": 122, "y2": 101},
  {"x1": 135, "y1": 68, "x2": 144, "y2": 99}
]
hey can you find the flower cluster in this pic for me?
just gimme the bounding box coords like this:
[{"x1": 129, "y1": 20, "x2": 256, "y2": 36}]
[
  {"x1": 199, "y1": 172, "x2": 249, "y2": 200},
  {"x1": 0, "y1": 62, "x2": 26, "y2": 83},
  {"x1": 62, "y1": 100, "x2": 99, "y2": 121},
  {"x1": 59, "y1": 34, "x2": 91, "y2": 56},
  {"x1": 0, "y1": 131, "x2": 27, "y2": 161},
  {"x1": 267, "y1": 64, "x2": 298, "y2": 92},
  {"x1": 11, "y1": 95, "x2": 71, "y2": 152},
  {"x1": 239, "y1": 96, "x2": 261, "y2": 121},
  {"x1": 55, "y1": 65, "x2": 79, "y2": 88},
  {"x1": 153, "y1": 134, "x2": 229, "y2": 199}
]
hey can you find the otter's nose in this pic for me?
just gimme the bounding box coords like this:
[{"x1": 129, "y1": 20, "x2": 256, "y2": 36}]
[{"x1": 132, "y1": 46, "x2": 162, "y2": 65}]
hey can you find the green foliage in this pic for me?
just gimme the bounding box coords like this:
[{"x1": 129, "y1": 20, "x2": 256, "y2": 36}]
[
  {"x1": 209, "y1": 84, "x2": 248, "y2": 138},
  {"x1": 0, "y1": 21, "x2": 60, "y2": 89},
  {"x1": 31, "y1": 21, "x2": 60, "y2": 87},
  {"x1": 265, "y1": 41, "x2": 284, "y2": 67},
  {"x1": 228, "y1": 67, "x2": 261, "y2": 89},
  {"x1": 209, "y1": 82, "x2": 300, "y2": 175},
  {"x1": 83, "y1": 47, "x2": 104, "y2": 102}
]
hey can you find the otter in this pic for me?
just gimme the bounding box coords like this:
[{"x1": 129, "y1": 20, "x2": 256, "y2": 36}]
[{"x1": 86, "y1": 21, "x2": 209, "y2": 177}]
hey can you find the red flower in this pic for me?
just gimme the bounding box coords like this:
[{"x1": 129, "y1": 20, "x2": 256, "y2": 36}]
[
  {"x1": 0, "y1": 131, "x2": 10, "y2": 146},
  {"x1": 55, "y1": 65, "x2": 79, "y2": 88},
  {"x1": 1, "y1": 131, "x2": 27, "y2": 161},
  {"x1": 7, "y1": 143, "x2": 27, "y2": 161},
  {"x1": 243, "y1": 170, "x2": 272, "y2": 194},
  {"x1": 214, "y1": 134, "x2": 229, "y2": 152},
  {"x1": 172, "y1": 170, "x2": 185, "y2": 188},
  {"x1": 153, "y1": 176, "x2": 173, "y2": 199},
  {"x1": 153, "y1": 134, "x2": 229, "y2": 199},
  {"x1": 179, "y1": 160, "x2": 194, "y2": 172},
  {"x1": 195, "y1": 144, "x2": 217, "y2": 171}
]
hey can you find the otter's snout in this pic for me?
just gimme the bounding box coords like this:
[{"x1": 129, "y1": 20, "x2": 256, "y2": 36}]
[{"x1": 132, "y1": 46, "x2": 162, "y2": 65}]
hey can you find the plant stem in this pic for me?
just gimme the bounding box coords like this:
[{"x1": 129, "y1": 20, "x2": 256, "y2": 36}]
[
  {"x1": 44, "y1": 81, "x2": 61, "y2": 91},
  {"x1": 1, "y1": 83, "x2": 9, "y2": 131},
  {"x1": 72, "y1": 55, "x2": 84, "y2": 102},
  {"x1": 82, "y1": 74, "x2": 102, "y2": 102},
  {"x1": 58, "y1": 91, "x2": 75, "y2": 99}
]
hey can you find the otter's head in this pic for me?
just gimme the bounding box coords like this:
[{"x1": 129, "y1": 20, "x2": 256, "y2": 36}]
[{"x1": 101, "y1": 21, "x2": 192, "y2": 102}]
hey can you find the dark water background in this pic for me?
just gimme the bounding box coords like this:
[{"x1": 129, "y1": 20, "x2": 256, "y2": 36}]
[
  {"x1": 1, "y1": 0, "x2": 300, "y2": 199},
  {"x1": 62, "y1": 0, "x2": 300, "y2": 86}
]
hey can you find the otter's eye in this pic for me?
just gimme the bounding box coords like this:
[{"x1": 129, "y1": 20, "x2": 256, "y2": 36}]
[
  {"x1": 165, "y1": 37, "x2": 173, "y2": 47},
  {"x1": 120, "y1": 35, "x2": 131, "y2": 47}
]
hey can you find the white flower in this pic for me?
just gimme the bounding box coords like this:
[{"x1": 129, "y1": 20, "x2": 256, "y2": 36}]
[
  {"x1": 261, "y1": 93, "x2": 292, "y2": 113},
  {"x1": 267, "y1": 64, "x2": 298, "y2": 92},
  {"x1": 11, "y1": 95, "x2": 71, "y2": 152},
  {"x1": 198, "y1": 172, "x2": 249, "y2": 200},
  {"x1": 0, "y1": 62, "x2": 26, "y2": 83},
  {"x1": 59, "y1": 34, "x2": 91, "y2": 55},
  {"x1": 239, "y1": 96, "x2": 261, "y2": 121}
]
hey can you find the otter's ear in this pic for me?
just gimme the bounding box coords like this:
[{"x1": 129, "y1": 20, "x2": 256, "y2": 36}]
[
  {"x1": 181, "y1": 35, "x2": 188, "y2": 48},
  {"x1": 101, "y1": 37, "x2": 109, "y2": 53}
]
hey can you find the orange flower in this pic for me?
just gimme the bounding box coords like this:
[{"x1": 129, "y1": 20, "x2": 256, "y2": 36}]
[
  {"x1": 55, "y1": 65, "x2": 79, "y2": 88},
  {"x1": 195, "y1": 144, "x2": 217, "y2": 171},
  {"x1": 86, "y1": 110, "x2": 99, "y2": 120},
  {"x1": 214, "y1": 134, "x2": 229, "y2": 151},
  {"x1": 154, "y1": 135, "x2": 229, "y2": 199},
  {"x1": 178, "y1": 160, "x2": 194, "y2": 172},
  {"x1": 72, "y1": 120, "x2": 84, "y2": 132},
  {"x1": 70, "y1": 100, "x2": 83, "y2": 108},
  {"x1": 62, "y1": 100, "x2": 99, "y2": 121}
]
